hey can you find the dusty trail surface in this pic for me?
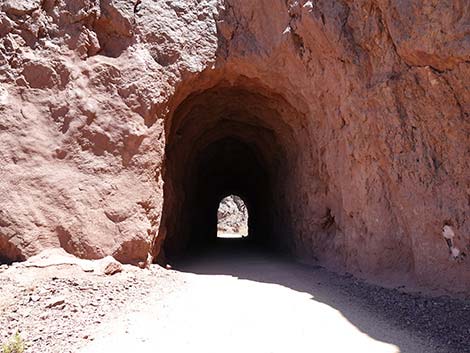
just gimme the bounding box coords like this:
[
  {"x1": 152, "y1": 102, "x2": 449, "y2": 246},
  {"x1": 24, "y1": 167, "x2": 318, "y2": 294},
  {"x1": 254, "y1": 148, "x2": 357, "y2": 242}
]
[
  {"x1": 0, "y1": 253, "x2": 182, "y2": 353},
  {"x1": 80, "y1": 240, "x2": 470, "y2": 353}
]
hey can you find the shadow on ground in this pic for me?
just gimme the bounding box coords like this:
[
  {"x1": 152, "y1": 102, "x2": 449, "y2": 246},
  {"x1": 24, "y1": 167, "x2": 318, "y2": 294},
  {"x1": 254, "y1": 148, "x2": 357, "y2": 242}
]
[{"x1": 172, "y1": 238, "x2": 470, "y2": 353}]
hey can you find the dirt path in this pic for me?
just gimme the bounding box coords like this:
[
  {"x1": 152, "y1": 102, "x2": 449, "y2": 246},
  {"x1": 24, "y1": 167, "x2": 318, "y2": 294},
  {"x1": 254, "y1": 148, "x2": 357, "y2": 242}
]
[
  {"x1": 79, "y1": 242, "x2": 469, "y2": 353},
  {"x1": 0, "y1": 251, "x2": 182, "y2": 353}
]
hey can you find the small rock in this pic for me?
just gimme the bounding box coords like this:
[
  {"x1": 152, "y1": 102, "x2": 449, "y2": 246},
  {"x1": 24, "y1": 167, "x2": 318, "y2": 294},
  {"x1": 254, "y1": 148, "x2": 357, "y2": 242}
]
[
  {"x1": 45, "y1": 296, "x2": 66, "y2": 308},
  {"x1": 104, "y1": 261, "x2": 123, "y2": 276},
  {"x1": 30, "y1": 294, "x2": 41, "y2": 302},
  {"x1": 2, "y1": 0, "x2": 41, "y2": 16}
]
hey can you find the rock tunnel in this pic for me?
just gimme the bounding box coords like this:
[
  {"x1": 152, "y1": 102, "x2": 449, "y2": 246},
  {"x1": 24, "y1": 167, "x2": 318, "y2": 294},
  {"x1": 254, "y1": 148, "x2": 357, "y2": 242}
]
[{"x1": 156, "y1": 80, "x2": 327, "y2": 261}]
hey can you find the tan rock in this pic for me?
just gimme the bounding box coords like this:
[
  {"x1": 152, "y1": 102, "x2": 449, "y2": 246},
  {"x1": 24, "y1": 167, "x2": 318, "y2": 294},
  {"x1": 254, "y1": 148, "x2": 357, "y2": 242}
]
[
  {"x1": 99, "y1": 256, "x2": 123, "y2": 275},
  {"x1": 103, "y1": 261, "x2": 123, "y2": 276},
  {"x1": 2, "y1": 0, "x2": 41, "y2": 16},
  {"x1": 45, "y1": 296, "x2": 66, "y2": 309}
]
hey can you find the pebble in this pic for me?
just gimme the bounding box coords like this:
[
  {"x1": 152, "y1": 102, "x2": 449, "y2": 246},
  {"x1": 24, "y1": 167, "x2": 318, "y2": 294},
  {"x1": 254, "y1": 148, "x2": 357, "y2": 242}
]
[
  {"x1": 30, "y1": 295, "x2": 41, "y2": 302},
  {"x1": 45, "y1": 297, "x2": 66, "y2": 309}
]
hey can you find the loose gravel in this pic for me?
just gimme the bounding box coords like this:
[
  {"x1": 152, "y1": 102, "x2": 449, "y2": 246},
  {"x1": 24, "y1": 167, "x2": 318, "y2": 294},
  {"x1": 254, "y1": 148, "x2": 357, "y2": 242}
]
[
  {"x1": 327, "y1": 272, "x2": 470, "y2": 353},
  {"x1": 1, "y1": 246, "x2": 469, "y2": 353},
  {"x1": 0, "y1": 263, "x2": 181, "y2": 353}
]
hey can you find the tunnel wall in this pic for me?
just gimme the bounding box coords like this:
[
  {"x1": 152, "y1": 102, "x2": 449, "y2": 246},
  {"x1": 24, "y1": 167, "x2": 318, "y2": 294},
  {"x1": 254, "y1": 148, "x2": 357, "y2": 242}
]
[{"x1": 0, "y1": 0, "x2": 469, "y2": 293}]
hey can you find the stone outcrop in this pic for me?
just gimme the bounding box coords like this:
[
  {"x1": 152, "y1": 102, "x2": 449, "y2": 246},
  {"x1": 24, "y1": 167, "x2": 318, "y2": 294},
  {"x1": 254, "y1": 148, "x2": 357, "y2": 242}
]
[
  {"x1": 217, "y1": 195, "x2": 248, "y2": 235},
  {"x1": 0, "y1": 0, "x2": 469, "y2": 294}
]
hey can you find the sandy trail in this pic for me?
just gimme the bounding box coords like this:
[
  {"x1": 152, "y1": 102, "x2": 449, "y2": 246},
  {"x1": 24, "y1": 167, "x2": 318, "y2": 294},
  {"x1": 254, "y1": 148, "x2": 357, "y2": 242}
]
[{"x1": 80, "y1": 241, "x2": 436, "y2": 353}]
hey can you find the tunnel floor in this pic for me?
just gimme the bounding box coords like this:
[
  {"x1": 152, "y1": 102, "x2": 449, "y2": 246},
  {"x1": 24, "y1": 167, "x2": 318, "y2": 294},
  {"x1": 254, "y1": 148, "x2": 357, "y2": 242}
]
[
  {"x1": 166, "y1": 236, "x2": 269, "y2": 263},
  {"x1": 81, "y1": 240, "x2": 469, "y2": 353}
]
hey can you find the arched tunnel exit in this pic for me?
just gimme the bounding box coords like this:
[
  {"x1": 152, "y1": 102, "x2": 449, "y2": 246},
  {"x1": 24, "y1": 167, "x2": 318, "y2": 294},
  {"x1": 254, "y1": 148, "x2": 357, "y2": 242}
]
[
  {"x1": 188, "y1": 136, "x2": 270, "y2": 242},
  {"x1": 154, "y1": 80, "x2": 325, "y2": 262},
  {"x1": 216, "y1": 194, "x2": 249, "y2": 238}
]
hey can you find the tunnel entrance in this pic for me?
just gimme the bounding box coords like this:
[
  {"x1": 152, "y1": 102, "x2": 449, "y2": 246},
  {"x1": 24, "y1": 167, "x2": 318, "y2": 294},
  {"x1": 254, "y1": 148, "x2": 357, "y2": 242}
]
[
  {"x1": 155, "y1": 80, "x2": 326, "y2": 263},
  {"x1": 217, "y1": 195, "x2": 248, "y2": 239}
]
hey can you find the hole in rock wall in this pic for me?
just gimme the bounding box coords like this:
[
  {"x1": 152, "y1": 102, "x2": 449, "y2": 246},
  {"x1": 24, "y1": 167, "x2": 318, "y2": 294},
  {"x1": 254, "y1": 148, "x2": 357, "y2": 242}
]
[
  {"x1": 155, "y1": 79, "x2": 327, "y2": 262},
  {"x1": 217, "y1": 195, "x2": 248, "y2": 239}
]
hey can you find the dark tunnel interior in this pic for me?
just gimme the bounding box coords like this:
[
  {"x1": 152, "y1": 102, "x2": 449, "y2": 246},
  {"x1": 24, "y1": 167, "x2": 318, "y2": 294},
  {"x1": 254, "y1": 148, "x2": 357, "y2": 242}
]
[
  {"x1": 155, "y1": 81, "x2": 318, "y2": 262},
  {"x1": 188, "y1": 136, "x2": 272, "y2": 245}
]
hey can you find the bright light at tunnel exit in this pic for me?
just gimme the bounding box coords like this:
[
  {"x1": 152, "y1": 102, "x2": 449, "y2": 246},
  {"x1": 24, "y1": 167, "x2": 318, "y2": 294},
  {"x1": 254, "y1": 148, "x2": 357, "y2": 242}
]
[{"x1": 217, "y1": 195, "x2": 249, "y2": 239}]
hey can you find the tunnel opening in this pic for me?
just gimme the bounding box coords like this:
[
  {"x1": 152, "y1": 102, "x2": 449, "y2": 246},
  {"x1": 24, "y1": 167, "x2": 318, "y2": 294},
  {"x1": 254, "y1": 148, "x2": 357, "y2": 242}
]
[
  {"x1": 217, "y1": 195, "x2": 248, "y2": 239},
  {"x1": 155, "y1": 79, "x2": 327, "y2": 263}
]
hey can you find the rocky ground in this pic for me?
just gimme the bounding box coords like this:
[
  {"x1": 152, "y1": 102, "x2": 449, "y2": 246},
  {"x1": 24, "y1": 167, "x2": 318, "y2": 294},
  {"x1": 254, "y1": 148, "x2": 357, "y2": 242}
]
[
  {"x1": 328, "y1": 272, "x2": 470, "y2": 353},
  {"x1": 76, "y1": 241, "x2": 470, "y2": 353},
  {"x1": 0, "y1": 251, "x2": 182, "y2": 353},
  {"x1": 1, "y1": 244, "x2": 470, "y2": 353}
]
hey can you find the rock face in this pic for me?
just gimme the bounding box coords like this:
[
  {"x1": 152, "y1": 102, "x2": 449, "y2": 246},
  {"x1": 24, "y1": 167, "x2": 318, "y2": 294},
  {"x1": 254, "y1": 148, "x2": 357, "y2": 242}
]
[
  {"x1": 217, "y1": 195, "x2": 248, "y2": 235},
  {"x1": 0, "y1": 0, "x2": 469, "y2": 294}
]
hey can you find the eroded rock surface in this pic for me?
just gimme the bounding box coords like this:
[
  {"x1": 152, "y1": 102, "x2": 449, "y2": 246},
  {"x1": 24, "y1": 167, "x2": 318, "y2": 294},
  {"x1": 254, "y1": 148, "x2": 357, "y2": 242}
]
[
  {"x1": 217, "y1": 195, "x2": 248, "y2": 235},
  {"x1": 0, "y1": 0, "x2": 469, "y2": 294}
]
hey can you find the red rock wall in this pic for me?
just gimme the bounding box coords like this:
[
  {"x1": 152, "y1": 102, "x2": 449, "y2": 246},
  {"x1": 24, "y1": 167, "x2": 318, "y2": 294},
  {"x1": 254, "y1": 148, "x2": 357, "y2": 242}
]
[{"x1": 0, "y1": 0, "x2": 469, "y2": 293}]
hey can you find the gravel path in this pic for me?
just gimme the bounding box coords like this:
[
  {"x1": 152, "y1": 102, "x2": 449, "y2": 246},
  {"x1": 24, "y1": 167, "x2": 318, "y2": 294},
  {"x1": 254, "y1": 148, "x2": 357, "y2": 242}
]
[
  {"x1": 0, "y1": 262, "x2": 182, "y2": 353},
  {"x1": 78, "y1": 241, "x2": 470, "y2": 353},
  {"x1": 2, "y1": 242, "x2": 469, "y2": 353}
]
